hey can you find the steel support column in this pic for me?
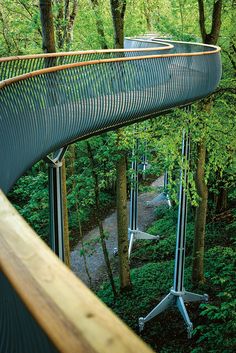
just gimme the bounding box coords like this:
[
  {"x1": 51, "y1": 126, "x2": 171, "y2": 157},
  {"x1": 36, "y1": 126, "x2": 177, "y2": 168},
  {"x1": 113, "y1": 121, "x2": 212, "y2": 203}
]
[
  {"x1": 45, "y1": 147, "x2": 67, "y2": 262},
  {"x1": 139, "y1": 130, "x2": 208, "y2": 338},
  {"x1": 128, "y1": 139, "x2": 159, "y2": 258}
]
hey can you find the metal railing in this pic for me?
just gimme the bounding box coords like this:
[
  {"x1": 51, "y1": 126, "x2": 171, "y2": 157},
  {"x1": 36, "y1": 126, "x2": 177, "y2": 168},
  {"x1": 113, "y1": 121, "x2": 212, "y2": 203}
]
[{"x1": 0, "y1": 37, "x2": 221, "y2": 192}]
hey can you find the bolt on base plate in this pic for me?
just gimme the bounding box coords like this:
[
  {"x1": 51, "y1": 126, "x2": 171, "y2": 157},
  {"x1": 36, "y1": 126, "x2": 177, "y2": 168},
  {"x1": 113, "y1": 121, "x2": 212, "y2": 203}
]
[{"x1": 139, "y1": 317, "x2": 145, "y2": 332}]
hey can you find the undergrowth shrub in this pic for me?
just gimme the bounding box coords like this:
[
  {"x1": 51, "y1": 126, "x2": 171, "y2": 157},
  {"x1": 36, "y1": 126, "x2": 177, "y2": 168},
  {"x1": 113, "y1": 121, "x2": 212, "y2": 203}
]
[
  {"x1": 97, "y1": 260, "x2": 175, "y2": 327},
  {"x1": 97, "y1": 206, "x2": 236, "y2": 353},
  {"x1": 193, "y1": 246, "x2": 236, "y2": 353},
  {"x1": 131, "y1": 206, "x2": 194, "y2": 262}
]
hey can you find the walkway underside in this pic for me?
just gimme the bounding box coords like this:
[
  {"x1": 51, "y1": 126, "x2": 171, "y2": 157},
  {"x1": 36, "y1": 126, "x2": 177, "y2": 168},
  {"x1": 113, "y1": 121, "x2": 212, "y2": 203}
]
[{"x1": 0, "y1": 36, "x2": 221, "y2": 192}]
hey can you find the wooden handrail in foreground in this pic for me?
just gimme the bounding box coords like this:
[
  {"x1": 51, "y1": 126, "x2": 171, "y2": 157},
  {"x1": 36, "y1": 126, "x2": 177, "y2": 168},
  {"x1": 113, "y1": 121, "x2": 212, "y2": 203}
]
[{"x1": 0, "y1": 191, "x2": 154, "y2": 353}]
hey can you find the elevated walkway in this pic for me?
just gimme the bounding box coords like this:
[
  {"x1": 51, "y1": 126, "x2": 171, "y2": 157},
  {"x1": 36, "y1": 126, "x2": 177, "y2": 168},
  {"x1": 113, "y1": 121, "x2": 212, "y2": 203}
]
[
  {"x1": 0, "y1": 37, "x2": 221, "y2": 351},
  {"x1": 0, "y1": 37, "x2": 221, "y2": 192}
]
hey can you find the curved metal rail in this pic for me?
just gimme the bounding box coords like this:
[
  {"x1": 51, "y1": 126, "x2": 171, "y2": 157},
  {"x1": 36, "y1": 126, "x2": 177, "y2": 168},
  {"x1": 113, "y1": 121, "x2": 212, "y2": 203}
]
[{"x1": 0, "y1": 37, "x2": 221, "y2": 193}]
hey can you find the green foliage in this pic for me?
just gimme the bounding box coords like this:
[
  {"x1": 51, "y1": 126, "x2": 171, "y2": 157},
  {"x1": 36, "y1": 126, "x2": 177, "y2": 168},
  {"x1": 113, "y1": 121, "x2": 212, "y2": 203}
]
[
  {"x1": 97, "y1": 260, "x2": 175, "y2": 326},
  {"x1": 8, "y1": 170, "x2": 49, "y2": 240},
  {"x1": 2, "y1": 1, "x2": 236, "y2": 352},
  {"x1": 97, "y1": 207, "x2": 236, "y2": 353},
  {"x1": 0, "y1": 0, "x2": 42, "y2": 56},
  {"x1": 79, "y1": 231, "x2": 110, "y2": 257},
  {"x1": 193, "y1": 247, "x2": 236, "y2": 353},
  {"x1": 131, "y1": 206, "x2": 195, "y2": 262}
]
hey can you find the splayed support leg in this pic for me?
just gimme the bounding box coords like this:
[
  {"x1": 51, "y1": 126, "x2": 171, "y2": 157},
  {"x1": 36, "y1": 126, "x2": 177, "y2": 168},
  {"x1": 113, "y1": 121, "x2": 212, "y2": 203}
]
[
  {"x1": 45, "y1": 147, "x2": 67, "y2": 262},
  {"x1": 139, "y1": 130, "x2": 208, "y2": 337}
]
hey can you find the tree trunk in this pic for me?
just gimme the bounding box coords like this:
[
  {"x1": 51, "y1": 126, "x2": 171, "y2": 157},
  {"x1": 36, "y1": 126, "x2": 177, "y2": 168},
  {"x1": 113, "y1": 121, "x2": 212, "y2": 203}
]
[
  {"x1": 110, "y1": 0, "x2": 126, "y2": 49},
  {"x1": 110, "y1": 0, "x2": 131, "y2": 290},
  {"x1": 65, "y1": 0, "x2": 78, "y2": 50},
  {"x1": 87, "y1": 142, "x2": 117, "y2": 297},
  {"x1": 98, "y1": 219, "x2": 117, "y2": 296},
  {"x1": 192, "y1": 0, "x2": 223, "y2": 286},
  {"x1": 198, "y1": 0, "x2": 222, "y2": 45},
  {"x1": 77, "y1": 203, "x2": 92, "y2": 287},
  {"x1": 55, "y1": 0, "x2": 78, "y2": 50},
  {"x1": 143, "y1": 1, "x2": 152, "y2": 32},
  {"x1": 192, "y1": 141, "x2": 208, "y2": 284},
  {"x1": 55, "y1": 0, "x2": 64, "y2": 49},
  {"x1": 90, "y1": 0, "x2": 108, "y2": 49},
  {"x1": 116, "y1": 148, "x2": 131, "y2": 291},
  {"x1": 39, "y1": 0, "x2": 56, "y2": 53},
  {"x1": 216, "y1": 186, "x2": 228, "y2": 213},
  {"x1": 178, "y1": 0, "x2": 185, "y2": 38},
  {"x1": 67, "y1": 144, "x2": 76, "y2": 177}
]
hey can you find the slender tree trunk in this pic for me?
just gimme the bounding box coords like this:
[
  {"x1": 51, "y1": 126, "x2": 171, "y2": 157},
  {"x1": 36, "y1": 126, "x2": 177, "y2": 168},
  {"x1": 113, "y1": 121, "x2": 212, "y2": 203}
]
[
  {"x1": 55, "y1": 0, "x2": 64, "y2": 49},
  {"x1": 110, "y1": 0, "x2": 131, "y2": 290},
  {"x1": 98, "y1": 219, "x2": 117, "y2": 296},
  {"x1": 143, "y1": 1, "x2": 152, "y2": 32},
  {"x1": 216, "y1": 185, "x2": 228, "y2": 213},
  {"x1": 65, "y1": 0, "x2": 78, "y2": 50},
  {"x1": 77, "y1": 204, "x2": 92, "y2": 287},
  {"x1": 192, "y1": 141, "x2": 208, "y2": 284},
  {"x1": 192, "y1": 0, "x2": 223, "y2": 285},
  {"x1": 197, "y1": 0, "x2": 222, "y2": 45},
  {"x1": 87, "y1": 142, "x2": 117, "y2": 297},
  {"x1": 67, "y1": 144, "x2": 76, "y2": 177},
  {"x1": 178, "y1": 0, "x2": 184, "y2": 38},
  {"x1": 110, "y1": 0, "x2": 126, "y2": 49},
  {"x1": 55, "y1": 0, "x2": 78, "y2": 50},
  {"x1": 39, "y1": 0, "x2": 56, "y2": 52},
  {"x1": 72, "y1": 144, "x2": 92, "y2": 285}
]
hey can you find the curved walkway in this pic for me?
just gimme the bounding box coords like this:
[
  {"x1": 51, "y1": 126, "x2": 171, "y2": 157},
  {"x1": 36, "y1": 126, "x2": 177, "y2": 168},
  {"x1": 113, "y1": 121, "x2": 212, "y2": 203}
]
[{"x1": 0, "y1": 37, "x2": 221, "y2": 193}]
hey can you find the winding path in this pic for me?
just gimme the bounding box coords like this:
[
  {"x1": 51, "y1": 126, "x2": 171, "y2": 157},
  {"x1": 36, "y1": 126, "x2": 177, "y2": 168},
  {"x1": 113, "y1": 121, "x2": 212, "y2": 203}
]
[{"x1": 71, "y1": 176, "x2": 166, "y2": 287}]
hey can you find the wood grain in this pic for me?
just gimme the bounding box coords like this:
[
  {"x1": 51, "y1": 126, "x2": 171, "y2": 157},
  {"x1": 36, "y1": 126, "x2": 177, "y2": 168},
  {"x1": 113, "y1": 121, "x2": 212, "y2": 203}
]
[{"x1": 0, "y1": 191, "x2": 154, "y2": 353}]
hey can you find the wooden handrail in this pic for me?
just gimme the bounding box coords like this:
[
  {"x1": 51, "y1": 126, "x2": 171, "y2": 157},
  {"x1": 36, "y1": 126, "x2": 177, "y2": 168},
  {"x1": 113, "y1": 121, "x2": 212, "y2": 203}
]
[
  {"x1": 0, "y1": 43, "x2": 173, "y2": 62},
  {"x1": 0, "y1": 47, "x2": 221, "y2": 90},
  {"x1": 0, "y1": 191, "x2": 154, "y2": 353}
]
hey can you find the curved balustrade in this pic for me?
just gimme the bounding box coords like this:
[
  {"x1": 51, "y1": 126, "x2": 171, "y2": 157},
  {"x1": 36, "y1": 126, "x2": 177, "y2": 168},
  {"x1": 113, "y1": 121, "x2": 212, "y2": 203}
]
[
  {"x1": 0, "y1": 37, "x2": 221, "y2": 192},
  {"x1": 0, "y1": 39, "x2": 171, "y2": 80}
]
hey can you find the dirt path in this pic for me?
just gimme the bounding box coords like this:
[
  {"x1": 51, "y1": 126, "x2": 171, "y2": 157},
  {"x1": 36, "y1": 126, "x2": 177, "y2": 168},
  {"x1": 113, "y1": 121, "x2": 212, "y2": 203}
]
[{"x1": 70, "y1": 176, "x2": 165, "y2": 287}]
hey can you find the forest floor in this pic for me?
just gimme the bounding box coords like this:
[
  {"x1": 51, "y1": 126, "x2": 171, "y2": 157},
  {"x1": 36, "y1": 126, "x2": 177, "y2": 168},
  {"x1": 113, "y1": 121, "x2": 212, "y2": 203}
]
[{"x1": 70, "y1": 175, "x2": 167, "y2": 288}]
